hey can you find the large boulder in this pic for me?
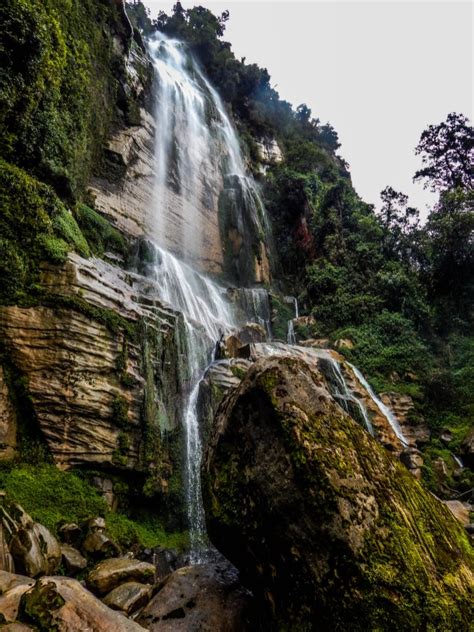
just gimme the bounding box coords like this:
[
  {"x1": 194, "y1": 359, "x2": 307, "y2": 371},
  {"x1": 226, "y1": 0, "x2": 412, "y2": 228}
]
[
  {"x1": 86, "y1": 557, "x2": 155, "y2": 595},
  {"x1": 0, "y1": 572, "x2": 34, "y2": 623},
  {"x1": 137, "y1": 562, "x2": 253, "y2": 631},
  {"x1": 1, "y1": 505, "x2": 60, "y2": 578},
  {"x1": 202, "y1": 356, "x2": 474, "y2": 631},
  {"x1": 18, "y1": 576, "x2": 145, "y2": 631}
]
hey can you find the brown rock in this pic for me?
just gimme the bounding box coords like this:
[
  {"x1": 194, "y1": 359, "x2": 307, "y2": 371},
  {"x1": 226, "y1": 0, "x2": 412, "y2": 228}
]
[
  {"x1": 0, "y1": 367, "x2": 17, "y2": 460},
  {"x1": 0, "y1": 571, "x2": 34, "y2": 623},
  {"x1": 81, "y1": 532, "x2": 121, "y2": 560},
  {"x1": 137, "y1": 563, "x2": 252, "y2": 631},
  {"x1": 60, "y1": 545, "x2": 87, "y2": 575},
  {"x1": 400, "y1": 448, "x2": 424, "y2": 479},
  {"x1": 0, "y1": 623, "x2": 35, "y2": 631},
  {"x1": 103, "y1": 581, "x2": 152, "y2": 615},
  {"x1": 0, "y1": 525, "x2": 14, "y2": 574},
  {"x1": 19, "y1": 576, "x2": 145, "y2": 631},
  {"x1": 6, "y1": 506, "x2": 60, "y2": 578},
  {"x1": 444, "y1": 501, "x2": 470, "y2": 526},
  {"x1": 86, "y1": 558, "x2": 155, "y2": 595}
]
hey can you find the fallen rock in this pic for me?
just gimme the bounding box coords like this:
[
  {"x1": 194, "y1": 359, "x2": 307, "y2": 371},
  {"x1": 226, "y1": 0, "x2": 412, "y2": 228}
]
[
  {"x1": 3, "y1": 505, "x2": 60, "y2": 578},
  {"x1": 60, "y1": 545, "x2": 87, "y2": 575},
  {"x1": 19, "y1": 576, "x2": 145, "y2": 631},
  {"x1": 137, "y1": 563, "x2": 252, "y2": 631},
  {"x1": 103, "y1": 581, "x2": 152, "y2": 615},
  {"x1": 87, "y1": 558, "x2": 155, "y2": 595},
  {"x1": 202, "y1": 356, "x2": 474, "y2": 630},
  {"x1": 82, "y1": 532, "x2": 121, "y2": 560},
  {"x1": 58, "y1": 523, "x2": 82, "y2": 547},
  {"x1": 0, "y1": 572, "x2": 34, "y2": 623}
]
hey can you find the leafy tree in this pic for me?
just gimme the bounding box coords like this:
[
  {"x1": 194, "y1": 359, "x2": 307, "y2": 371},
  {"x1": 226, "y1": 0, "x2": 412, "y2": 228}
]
[
  {"x1": 414, "y1": 112, "x2": 473, "y2": 192},
  {"x1": 378, "y1": 186, "x2": 420, "y2": 261}
]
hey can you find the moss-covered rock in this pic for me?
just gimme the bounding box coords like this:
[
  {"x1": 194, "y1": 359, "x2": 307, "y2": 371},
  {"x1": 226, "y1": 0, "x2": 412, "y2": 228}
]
[{"x1": 202, "y1": 356, "x2": 474, "y2": 631}]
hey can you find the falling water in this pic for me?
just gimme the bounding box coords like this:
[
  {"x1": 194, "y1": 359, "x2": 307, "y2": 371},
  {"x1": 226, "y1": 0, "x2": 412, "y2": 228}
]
[
  {"x1": 322, "y1": 357, "x2": 375, "y2": 435},
  {"x1": 348, "y1": 363, "x2": 409, "y2": 446},
  {"x1": 148, "y1": 35, "x2": 274, "y2": 562},
  {"x1": 238, "y1": 288, "x2": 272, "y2": 338},
  {"x1": 285, "y1": 296, "x2": 299, "y2": 345},
  {"x1": 150, "y1": 35, "x2": 273, "y2": 269}
]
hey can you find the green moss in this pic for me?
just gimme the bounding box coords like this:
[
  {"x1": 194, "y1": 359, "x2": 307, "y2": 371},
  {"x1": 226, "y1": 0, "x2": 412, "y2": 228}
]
[
  {"x1": 111, "y1": 396, "x2": 129, "y2": 429},
  {"x1": 53, "y1": 207, "x2": 91, "y2": 257},
  {"x1": 75, "y1": 204, "x2": 127, "y2": 257},
  {"x1": 0, "y1": 464, "x2": 107, "y2": 531}
]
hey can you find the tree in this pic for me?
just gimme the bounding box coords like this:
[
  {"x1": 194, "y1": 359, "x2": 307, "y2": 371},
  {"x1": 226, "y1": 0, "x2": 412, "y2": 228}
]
[
  {"x1": 378, "y1": 186, "x2": 419, "y2": 262},
  {"x1": 414, "y1": 112, "x2": 473, "y2": 192}
]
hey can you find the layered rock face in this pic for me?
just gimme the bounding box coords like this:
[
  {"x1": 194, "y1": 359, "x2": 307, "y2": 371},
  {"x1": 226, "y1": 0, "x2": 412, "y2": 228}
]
[
  {"x1": 0, "y1": 253, "x2": 186, "y2": 490},
  {"x1": 202, "y1": 356, "x2": 474, "y2": 630}
]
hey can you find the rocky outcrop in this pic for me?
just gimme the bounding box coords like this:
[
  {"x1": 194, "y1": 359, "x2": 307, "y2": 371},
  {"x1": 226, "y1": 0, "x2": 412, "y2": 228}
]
[
  {"x1": 0, "y1": 253, "x2": 186, "y2": 484},
  {"x1": 460, "y1": 426, "x2": 474, "y2": 469},
  {"x1": 137, "y1": 562, "x2": 253, "y2": 631},
  {"x1": 381, "y1": 391, "x2": 431, "y2": 448},
  {"x1": 202, "y1": 356, "x2": 474, "y2": 630}
]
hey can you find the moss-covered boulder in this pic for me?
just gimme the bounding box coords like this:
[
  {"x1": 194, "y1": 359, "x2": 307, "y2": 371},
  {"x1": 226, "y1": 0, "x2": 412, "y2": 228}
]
[{"x1": 202, "y1": 356, "x2": 474, "y2": 631}]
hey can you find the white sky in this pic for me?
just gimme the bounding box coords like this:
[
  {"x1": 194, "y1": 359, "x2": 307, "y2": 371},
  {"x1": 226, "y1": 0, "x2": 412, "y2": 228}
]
[{"x1": 142, "y1": 1, "x2": 473, "y2": 217}]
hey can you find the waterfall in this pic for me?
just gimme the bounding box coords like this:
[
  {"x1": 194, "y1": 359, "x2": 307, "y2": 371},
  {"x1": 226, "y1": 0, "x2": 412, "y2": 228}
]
[
  {"x1": 322, "y1": 357, "x2": 375, "y2": 436},
  {"x1": 149, "y1": 35, "x2": 274, "y2": 272},
  {"x1": 148, "y1": 35, "x2": 275, "y2": 563},
  {"x1": 348, "y1": 363, "x2": 409, "y2": 446},
  {"x1": 238, "y1": 288, "x2": 272, "y2": 338},
  {"x1": 285, "y1": 296, "x2": 298, "y2": 345}
]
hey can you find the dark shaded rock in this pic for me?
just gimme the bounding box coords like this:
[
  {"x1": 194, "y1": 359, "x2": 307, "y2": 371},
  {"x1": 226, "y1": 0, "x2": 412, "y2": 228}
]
[
  {"x1": 60, "y1": 545, "x2": 87, "y2": 575},
  {"x1": 19, "y1": 576, "x2": 144, "y2": 631},
  {"x1": 103, "y1": 581, "x2": 152, "y2": 615},
  {"x1": 137, "y1": 562, "x2": 253, "y2": 631},
  {"x1": 460, "y1": 426, "x2": 474, "y2": 469},
  {"x1": 202, "y1": 356, "x2": 474, "y2": 631},
  {"x1": 58, "y1": 523, "x2": 82, "y2": 547},
  {"x1": 86, "y1": 557, "x2": 155, "y2": 595},
  {"x1": 400, "y1": 447, "x2": 424, "y2": 479}
]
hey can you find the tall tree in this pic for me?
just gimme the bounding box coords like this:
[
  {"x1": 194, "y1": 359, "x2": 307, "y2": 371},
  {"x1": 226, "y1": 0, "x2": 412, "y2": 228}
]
[{"x1": 414, "y1": 112, "x2": 473, "y2": 192}]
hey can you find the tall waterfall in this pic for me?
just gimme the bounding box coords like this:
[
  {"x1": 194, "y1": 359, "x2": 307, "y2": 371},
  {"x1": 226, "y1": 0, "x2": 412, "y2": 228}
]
[
  {"x1": 149, "y1": 35, "x2": 273, "y2": 275},
  {"x1": 148, "y1": 35, "x2": 274, "y2": 563},
  {"x1": 286, "y1": 296, "x2": 299, "y2": 345}
]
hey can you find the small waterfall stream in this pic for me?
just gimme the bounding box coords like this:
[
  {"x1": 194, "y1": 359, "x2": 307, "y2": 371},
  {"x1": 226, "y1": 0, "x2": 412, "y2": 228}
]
[{"x1": 285, "y1": 296, "x2": 299, "y2": 345}]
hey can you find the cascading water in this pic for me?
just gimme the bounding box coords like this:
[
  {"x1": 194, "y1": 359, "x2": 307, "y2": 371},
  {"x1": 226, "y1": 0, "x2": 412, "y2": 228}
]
[
  {"x1": 322, "y1": 356, "x2": 375, "y2": 436},
  {"x1": 238, "y1": 288, "x2": 272, "y2": 338},
  {"x1": 149, "y1": 35, "x2": 274, "y2": 271},
  {"x1": 348, "y1": 363, "x2": 409, "y2": 446},
  {"x1": 285, "y1": 296, "x2": 299, "y2": 345},
  {"x1": 148, "y1": 35, "x2": 275, "y2": 563}
]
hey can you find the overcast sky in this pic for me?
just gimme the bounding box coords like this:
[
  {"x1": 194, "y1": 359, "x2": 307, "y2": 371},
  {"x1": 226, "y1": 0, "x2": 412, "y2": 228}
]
[{"x1": 142, "y1": 1, "x2": 473, "y2": 217}]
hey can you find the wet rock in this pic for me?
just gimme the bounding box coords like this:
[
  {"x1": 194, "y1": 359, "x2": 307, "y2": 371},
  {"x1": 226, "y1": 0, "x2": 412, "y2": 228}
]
[
  {"x1": 58, "y1": 522, "x2": 82, "y2": 547},
  {"x1": 81, "y1": 518, "x2": 121, "y2": 560},
  {"x1": 3, "y1": 505, "x2": 60, "y2": 578},
  {"x1": 137, "y1": 563, "x2": 252, "y2": 631},
  {"x1": 86, "y1": 558, "x2": 155, "y2": 595},
  {"x1": 60, "y1": 545, "x2": 87, "y2": 575},
  {"x1": 440, "y1": 428, "x2": 453, "y2": 444},
  {"x1": 19, "y1": 576, "x2": 145, "y2": 631},
  {"x1": 0, "y1": 524, "x2": 14, "y2": 574},
  {"x1": 103, "y1": 581, "x2": 152, "y2": 615},
  {"x1": 138, "y1": 548, "x2": 179, "y2": 580},
  {"x1": 0, "y1": 572, "x2": 34, "y2": 623},
  {"x1": 400, "y1": 447, "x2": 424, "y2": 479},
  {"x1": 444, "y1": 501, "x2": 470, "y2": 526},
  {"x1": 380, "y1": 391, "x2": 430, "y2": 448},
  {"x1": 203, "y1": 356, "x2": 474, "y2": 630},
  {"x1": 460, "y1": 426, "x2": 474, "y2": 469},
  {"x1": 91, "y1": 476, "x2": 117, "y2": 511}
]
